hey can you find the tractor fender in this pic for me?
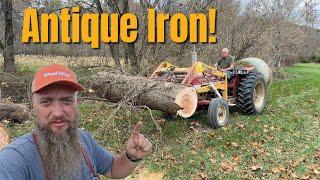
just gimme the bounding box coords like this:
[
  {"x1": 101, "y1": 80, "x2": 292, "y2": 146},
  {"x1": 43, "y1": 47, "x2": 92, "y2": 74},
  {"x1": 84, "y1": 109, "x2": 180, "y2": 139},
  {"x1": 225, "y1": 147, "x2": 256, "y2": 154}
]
[{"x1": 235, "y1": 57, "x2": 272, "y2": 84}]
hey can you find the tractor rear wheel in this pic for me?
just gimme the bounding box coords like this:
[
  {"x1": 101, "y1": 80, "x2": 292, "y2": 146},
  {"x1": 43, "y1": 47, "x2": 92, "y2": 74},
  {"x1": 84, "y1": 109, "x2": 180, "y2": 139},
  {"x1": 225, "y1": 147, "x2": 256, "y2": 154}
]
[
  {"x1": 207, "y1": 98, "x2": 229, "y2": 128},
  {"x1": 237, "y1": 72, "x2": 267, "y2": 114}
]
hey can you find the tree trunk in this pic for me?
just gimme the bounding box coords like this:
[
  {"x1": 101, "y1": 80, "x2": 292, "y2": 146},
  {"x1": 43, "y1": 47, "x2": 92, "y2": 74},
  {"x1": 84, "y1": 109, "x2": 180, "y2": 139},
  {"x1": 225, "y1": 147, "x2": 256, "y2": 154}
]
[
  {"x1": 91, "y1": 72, "x2": 198, "y2": 118},
  {"x1": 0, "y1": 102, "x2": 29, "y2": 123},
  {"x1": 109, "y1": 44, "x2": 123, "y2": 72},
  {"x1": 0, "y1": 123, "x2": 10, "y2": 150},
  {"x1": 0, "y1": 40, "x2": 4, "y2": 50},
  {"x1": 95, "y1": 0, "x2": 123, "y2": 72},
  {"x1": 122, "y1": 0, "x2": 140, "y2": 73},
  {"x1": 124, "y1": 44, "x2": 129, "y2": 65},
  {"x1": 126, "y1": 43, "x2": 139, "y2": 73},
  {"x1": 3, "y1": 0, "x2": 16, "y2": 73}
]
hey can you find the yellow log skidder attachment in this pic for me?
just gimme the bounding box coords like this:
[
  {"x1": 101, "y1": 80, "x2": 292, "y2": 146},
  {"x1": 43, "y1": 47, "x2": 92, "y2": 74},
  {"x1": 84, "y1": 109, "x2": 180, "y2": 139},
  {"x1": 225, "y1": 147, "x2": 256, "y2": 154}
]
[{"x1": 150, "y1": 61, "x2": 229, "y2": 101}]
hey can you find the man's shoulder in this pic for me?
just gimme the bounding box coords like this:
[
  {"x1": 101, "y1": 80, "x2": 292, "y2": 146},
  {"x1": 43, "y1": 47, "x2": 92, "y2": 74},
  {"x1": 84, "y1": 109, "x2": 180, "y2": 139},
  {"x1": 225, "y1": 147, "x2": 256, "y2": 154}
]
[
  {"x1": 0, "y1": 133, "x2": 36, "y2": 162},
  {"x1": 78, "y1": 128, "x2": 92, "y2": 138},
  {"x1": 77, "y1": 128, "x2": 96, "y2": 145},
  {"x1": 3, "y1": 133, "x2": 34, "y2": 152},
  {"x1": 228, "y1": 55, "x2": 235, "y2": 61}
]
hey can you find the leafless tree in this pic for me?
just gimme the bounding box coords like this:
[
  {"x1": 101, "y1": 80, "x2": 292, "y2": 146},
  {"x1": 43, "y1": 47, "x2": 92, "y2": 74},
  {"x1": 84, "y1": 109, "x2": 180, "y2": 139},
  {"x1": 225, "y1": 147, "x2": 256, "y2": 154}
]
[
  {"x1": 1, "y1": 0, "x2": 319, "y2": 73},
  {"x1": 303, "y1": 0, "x2": 318, "y2": 28},
  {"x1": 2, "y1": 0, "x2": 16, "y2": 72}
]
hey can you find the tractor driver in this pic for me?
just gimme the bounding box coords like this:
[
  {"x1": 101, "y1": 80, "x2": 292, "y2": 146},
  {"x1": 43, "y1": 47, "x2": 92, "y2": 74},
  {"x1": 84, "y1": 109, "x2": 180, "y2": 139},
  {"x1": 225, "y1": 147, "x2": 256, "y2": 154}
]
[
  {"x1": 215, "y1": 48, "x2": 235, "y2": 78},
  {"x1": 0, "y1": 64, "x2": 152, "y2": 179}
]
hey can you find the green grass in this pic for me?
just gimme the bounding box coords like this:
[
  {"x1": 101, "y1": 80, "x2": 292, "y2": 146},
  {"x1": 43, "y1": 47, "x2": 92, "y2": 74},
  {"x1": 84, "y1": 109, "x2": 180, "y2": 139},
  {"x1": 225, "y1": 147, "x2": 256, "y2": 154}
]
[{"x1": 5, "y1": 63, "x2": 320, "y2": 179}]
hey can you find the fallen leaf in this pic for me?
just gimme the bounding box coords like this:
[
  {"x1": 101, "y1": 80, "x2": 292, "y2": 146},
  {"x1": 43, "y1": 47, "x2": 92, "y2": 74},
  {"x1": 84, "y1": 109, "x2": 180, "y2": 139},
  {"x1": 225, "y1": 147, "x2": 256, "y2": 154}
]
[
  {"x1": 134, "y1": 169, "x2": 165, "y2": 180},
  {"x1": 270, "y1": 126, "x2": 276, "y2": 131},
  {"x1": 147, "y1": 172, "x2": 165, "y2": 180},
  {"x1": 179, "y1": 154, "x2": 185, "y2": 160},
  {"x1": 251, "y1": 164, "x2": 262, "y2": 171},
  {"x1": 275, "y1": 148, "x2": 282, "y2": 153},
  {"x1": 196, "y1": 172, "x2": 208, "y2": 179},
  {"x1": 156, "y1": 119, "x2": 166, "y2": 125},
  {"x1": 266, "y1": 135, "x2": 273, "y2": 141},
  {"x1": 88, "y1": 88, "x2": 94, "y2": 93},
  {"x1": 232, "y1": 155, "x2": 241, "y2": 162},
  {"x1": 220, "y1": 161, "x2": 236, "y2": 174},
  {"x1": 315, "y1": 149, "x2": 320, "y2": 159},
  {"x1": 231, "y1": 142, "x2": 239, "y2": 148},
  {"x1": 251, "y1": 142, "x2": 259, "y2": 147},
  {"x1": 291, "y1": 173, "x2": 298, "y2": 178},
  {"x1": 290, "y1": 160, "x2": 299, "y2": 168},
  {"x1": 189, "y1": 126, "x2": 199, "y2": 134},
  {"x1": 300, "y1": 175, "x2": 310, "y2": 180},
  {"x1": 251, "y1": 132, "x2": 259, "y2": 137},
  {"x1": 308, "y1": 99, "x2": 315, "y2": 103},
  {"x1": 270, "y1": 165, "x2": 285, "y2": 174},
  {"x1": 236, "y1": 122, "x2": 245, "y2": 129},
  {"x1": 190, "y1": 121, "x2": 201, "y2": 127}
]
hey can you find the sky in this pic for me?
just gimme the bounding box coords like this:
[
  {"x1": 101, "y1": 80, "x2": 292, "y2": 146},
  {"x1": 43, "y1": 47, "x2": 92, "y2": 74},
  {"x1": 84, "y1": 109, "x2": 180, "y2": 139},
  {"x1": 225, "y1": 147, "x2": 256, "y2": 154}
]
[{"x1": 241, "y1": 0, "x2": 320, "y2": 28}]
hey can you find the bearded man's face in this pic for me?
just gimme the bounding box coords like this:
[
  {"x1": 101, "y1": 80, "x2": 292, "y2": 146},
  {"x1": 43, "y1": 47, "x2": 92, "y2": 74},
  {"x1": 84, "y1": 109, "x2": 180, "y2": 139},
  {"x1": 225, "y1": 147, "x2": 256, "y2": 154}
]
[{"x1": 32, "y1": 84, "x2": 82, "y2": 178}]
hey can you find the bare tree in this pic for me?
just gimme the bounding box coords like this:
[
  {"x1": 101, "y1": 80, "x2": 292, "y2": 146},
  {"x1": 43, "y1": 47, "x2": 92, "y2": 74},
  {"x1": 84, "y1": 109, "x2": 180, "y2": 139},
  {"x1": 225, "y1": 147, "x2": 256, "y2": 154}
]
[
  {"x1": 303, "y1": 0, "x2": 318, "y2": 28},
  {"x1": 0, "y1": 40, "x2": 4, "y2": 50},
  {"x1": 2, "y1": 0, "x2": 16, "y2": 72},
  {"x1": 121, "y1": 0, "x2": 140, "y2": 73},
  {"x1": 94, "y1": 0, "x2": 123, "y2": 72}
]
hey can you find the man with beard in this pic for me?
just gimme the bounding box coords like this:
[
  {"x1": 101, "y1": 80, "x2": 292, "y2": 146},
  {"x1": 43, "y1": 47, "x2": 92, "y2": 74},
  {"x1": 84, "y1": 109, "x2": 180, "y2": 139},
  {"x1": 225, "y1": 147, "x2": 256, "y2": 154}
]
[{"x1": 0, "y1": 64, "x2": 152, "y2": 179}]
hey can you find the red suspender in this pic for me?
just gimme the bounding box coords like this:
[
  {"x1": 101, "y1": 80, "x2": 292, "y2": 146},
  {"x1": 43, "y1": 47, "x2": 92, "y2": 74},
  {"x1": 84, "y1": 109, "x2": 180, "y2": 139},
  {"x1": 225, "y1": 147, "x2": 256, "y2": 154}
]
[
  {"x1": 31, "y1": 131, "x2": 52, "y2": 180},
  {"x1": 80, "y1": 143, "x2": 99, "y2": 178}
]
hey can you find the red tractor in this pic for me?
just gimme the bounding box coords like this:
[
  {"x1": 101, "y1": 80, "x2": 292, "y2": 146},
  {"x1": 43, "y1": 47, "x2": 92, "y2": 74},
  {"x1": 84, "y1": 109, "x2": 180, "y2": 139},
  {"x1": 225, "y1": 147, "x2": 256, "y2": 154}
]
[{"x1": 150, "y1": 58, "x2": 270, "y2": 128}]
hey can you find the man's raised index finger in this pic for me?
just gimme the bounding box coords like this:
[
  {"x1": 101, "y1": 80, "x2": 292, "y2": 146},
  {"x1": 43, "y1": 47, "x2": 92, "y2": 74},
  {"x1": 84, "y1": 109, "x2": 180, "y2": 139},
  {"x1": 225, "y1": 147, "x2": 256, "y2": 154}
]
[{"x1": 131, "y1": 121, "x2": 143, "y2": 136}]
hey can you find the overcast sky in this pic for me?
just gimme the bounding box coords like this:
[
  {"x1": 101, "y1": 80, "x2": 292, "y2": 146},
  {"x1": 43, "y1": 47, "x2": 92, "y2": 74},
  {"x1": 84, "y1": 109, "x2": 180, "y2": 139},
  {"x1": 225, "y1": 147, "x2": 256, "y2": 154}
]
[{"x1": 241, "y1": 0, "x2": 320, "y2": 28}]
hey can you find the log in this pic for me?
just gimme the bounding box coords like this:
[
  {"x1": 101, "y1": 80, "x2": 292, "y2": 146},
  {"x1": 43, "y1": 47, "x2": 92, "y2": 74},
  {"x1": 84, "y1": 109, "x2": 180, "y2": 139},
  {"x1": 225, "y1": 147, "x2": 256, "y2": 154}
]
[
  {"x1": 91, "y1": 72, "x2": 198, "y2": 118},
  {"x1": 0, "y1": 102, "x2": 29, "y2": 123},
  {"x1": 0, "y1": 123, "x2": 10, "y2": 150}
]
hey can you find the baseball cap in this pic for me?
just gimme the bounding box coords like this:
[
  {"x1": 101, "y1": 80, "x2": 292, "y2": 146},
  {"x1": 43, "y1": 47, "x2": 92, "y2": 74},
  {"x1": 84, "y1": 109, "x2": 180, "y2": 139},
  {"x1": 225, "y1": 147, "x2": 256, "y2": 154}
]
[{"x1": 31, "y1": 64, "x2": 84, "y2": 93}]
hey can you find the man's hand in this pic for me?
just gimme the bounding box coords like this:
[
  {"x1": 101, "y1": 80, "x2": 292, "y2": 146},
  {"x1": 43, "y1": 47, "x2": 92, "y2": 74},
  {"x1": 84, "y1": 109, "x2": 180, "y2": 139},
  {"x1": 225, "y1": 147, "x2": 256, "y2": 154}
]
[
  {"x1": 107, "y1": 122, "x2": 152, "y2": 178},
  {"x1": 126, "y1": 121, "x2": 152, "y2": 161}
]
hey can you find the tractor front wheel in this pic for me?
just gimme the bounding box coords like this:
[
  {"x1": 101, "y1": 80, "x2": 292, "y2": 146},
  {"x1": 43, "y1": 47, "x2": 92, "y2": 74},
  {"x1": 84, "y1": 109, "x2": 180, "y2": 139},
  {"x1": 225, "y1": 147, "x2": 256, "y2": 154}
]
[{"x1": 207, "y1": 98, "x2": 229, "y2": 128}]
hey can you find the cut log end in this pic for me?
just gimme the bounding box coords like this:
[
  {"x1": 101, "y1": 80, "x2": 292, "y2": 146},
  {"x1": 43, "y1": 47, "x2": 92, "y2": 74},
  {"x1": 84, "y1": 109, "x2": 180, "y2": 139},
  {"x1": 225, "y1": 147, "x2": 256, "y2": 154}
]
[
  {"x1": 0, "y1": 124, "x2": 10, "y2": 150},
  {"x1": 175, "y1": 88, "x2": 198, "y2": 118}
]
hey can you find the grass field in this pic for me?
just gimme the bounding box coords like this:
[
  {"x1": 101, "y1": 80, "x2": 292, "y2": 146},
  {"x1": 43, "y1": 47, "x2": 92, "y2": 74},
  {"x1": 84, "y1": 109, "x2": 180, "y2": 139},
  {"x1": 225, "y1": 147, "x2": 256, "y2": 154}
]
[{"x1": 5, "y1": 63, "x2": 320, "y2": 179}]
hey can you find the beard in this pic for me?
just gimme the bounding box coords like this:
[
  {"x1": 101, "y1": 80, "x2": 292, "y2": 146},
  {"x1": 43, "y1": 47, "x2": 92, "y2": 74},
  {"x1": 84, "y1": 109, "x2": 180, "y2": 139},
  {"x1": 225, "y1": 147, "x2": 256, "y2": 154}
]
[{"x1": 35, "y1": 116, "x2": 82, "y2": 179}]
